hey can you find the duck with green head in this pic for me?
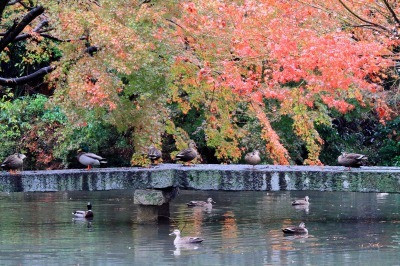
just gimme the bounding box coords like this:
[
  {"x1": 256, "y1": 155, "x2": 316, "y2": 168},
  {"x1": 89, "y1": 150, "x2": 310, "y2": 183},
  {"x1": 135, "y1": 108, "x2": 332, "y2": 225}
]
[{"x1": 73, "y1": 202, "x2": 94, "y2": 219}]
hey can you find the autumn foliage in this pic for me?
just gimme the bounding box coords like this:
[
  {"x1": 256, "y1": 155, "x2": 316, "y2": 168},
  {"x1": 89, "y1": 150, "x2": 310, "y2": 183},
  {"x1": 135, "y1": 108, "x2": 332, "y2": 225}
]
[
  {"x1": 1, "y1": 0, "x2": 399, "y2": 167},
  {"x1": 166, "y1": 0, "x2": 397, "y2": 164}
]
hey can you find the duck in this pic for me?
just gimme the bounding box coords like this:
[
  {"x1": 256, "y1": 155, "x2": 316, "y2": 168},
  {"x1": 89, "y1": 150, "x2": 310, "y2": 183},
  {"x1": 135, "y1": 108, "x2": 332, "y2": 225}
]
[
  {"x1": 77, "y1": 151, "x2": 107, "y2": 170},
  {"x1": 147, "y1": 145, "x2": 162, "y2": 166},
  {"x1": 174, "y1": 141, "x2": 198, "y2": 166},
  {"x1": 1, "y1": 153, "x2": 27, "y2": 174},
  {"x1": 338, "y1": 152, "x2": 368, "y2": 169},
  {"x1": 245, "y1": 150, "x2": 261, "y2": 167},
  {"x1": 169, "y1": 229, "x2": 204, "y2": 245},
  {"x1": 282, "y1": 222, "x2": 308, "y2": 234},
  {"x1": 187, "y1": 198, "x2": 215, "y2": 208},
  {"x1": 72, "y1": 202, "x2": 94, "y2": 219},
  {"x1": 291, "y1": 196, "x2": 310, "y2": 206}
]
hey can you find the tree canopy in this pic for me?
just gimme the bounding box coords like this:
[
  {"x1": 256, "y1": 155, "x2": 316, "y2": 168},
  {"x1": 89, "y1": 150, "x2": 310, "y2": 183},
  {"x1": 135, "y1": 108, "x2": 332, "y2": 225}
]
[{"x1": 0, "y1": 0, "x2": 399, "y2": 168}]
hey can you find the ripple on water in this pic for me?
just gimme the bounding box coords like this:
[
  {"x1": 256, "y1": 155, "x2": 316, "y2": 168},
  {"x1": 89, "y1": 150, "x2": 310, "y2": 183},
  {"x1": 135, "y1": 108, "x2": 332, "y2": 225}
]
[{"x1": 0, "y1": 190, "x2": 400, "y2": 265}]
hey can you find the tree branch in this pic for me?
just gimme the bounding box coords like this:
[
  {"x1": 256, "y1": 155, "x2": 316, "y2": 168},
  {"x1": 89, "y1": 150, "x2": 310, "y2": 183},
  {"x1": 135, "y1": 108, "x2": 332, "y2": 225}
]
[
  {"x1": 0, "y1": 1, "x2": 8, "y2": 23},
  {"x1": 0, "y1": 65, "x2": 56, "y2": 86},
  {"x1": 382, "y1": 0, "x2": 400, "y2": 26},
  {"x1": 337, "y1": 0, "x2": 391, "y2": 33},
  {"x1": 10, "y1": 32, "x2": 88, "y2": 43},
  {"x1": 0, "y1": 5, "x2": 44, "y2": 52}
]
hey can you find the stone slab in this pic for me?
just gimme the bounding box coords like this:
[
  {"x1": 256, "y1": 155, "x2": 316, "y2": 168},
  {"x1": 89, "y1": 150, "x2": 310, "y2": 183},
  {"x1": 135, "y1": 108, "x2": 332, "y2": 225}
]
[{"x1": 0, "y1": 164, "x2": 399, "y2": 193}]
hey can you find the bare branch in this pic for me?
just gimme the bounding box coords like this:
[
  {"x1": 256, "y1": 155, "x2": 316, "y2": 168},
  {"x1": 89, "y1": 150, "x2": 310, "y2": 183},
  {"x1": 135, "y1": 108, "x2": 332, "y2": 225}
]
[
  {"x1": 382, "y1": 0, "x2": 400, "y2": 26},
  {"x1": 0, "y1": 65, "x2": 56, "y2": 86},
  {"x1": 8, "y1": 0, "x2": 34, "y2": 10},
  {"x1": 33, "y1": 19, "x2": 49, "y2": 32},
  {"x1": 0, "y1": 5, "x2": 44, "y2": 52},
  {"x1": 338, "y1": 0, "x2": 392, "y2": 33},
  {"x1": 11, "y1": 32, "x2": 87, "y2": 42}
]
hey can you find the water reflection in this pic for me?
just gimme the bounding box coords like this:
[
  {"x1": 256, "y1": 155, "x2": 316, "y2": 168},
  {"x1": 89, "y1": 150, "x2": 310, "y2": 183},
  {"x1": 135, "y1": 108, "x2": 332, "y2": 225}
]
[
  {"x1": 72, "y1": 217, "x2": 93, "y2": 231},
  {"x1": 0, "y1": 190, "x2": 399, "y2": 265},
  {"x1": 292, "y1": 204, "x2": 309, "y2": 214},
  {"x1": 173, "y1": 243, "x2": 202, "y2": 256}
]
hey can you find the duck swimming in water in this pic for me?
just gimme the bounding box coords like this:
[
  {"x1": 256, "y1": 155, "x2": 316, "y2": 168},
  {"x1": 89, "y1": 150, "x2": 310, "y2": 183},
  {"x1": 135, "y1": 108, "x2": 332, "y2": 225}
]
[
  {"x1": 291, "y1": 196, "x2": 310, "y2": 206},
  {"x1": 169, "y1": 229, "x2": 204, "y2": 245},
  {"x1": 72, "y1": 202, "x2": 94, "y2": 219},
  {"x1": 282, "y1": 222, "x2": 308, "y2": 235},
  {"x1": 186, "y1": 198, "x2": 215, "y2": 208}
]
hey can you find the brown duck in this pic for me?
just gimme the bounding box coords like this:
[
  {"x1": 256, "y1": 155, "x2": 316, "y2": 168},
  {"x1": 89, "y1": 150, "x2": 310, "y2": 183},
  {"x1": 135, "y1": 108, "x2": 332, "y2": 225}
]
[
  {"x1": 187, "y1": 198, "x2": 216, "y2": 208},
  {"x1": 1, "y1": 153, "x2": 26, "y2": 174},
  {"x1": 282, "y1": 222, "x2": 308, "y2": 234},
  {"x1": 338, "y1": 152, "x2": 368, "y2": 168},
  {"x1": 245, "y1": 150, "x2": 261, "y2": 167},
  {"x1": 147, "y1": 145, "x2": 162, "y2": 166},
  {"x1": 291, "y1": 196, "x2": 310, "y2": 206},
  {"x1": 174, "y1": 141, "x2": 198, "y2": 166},
  {"x1": 169, "y1": 229, "x2": 204, "y2": 245}
]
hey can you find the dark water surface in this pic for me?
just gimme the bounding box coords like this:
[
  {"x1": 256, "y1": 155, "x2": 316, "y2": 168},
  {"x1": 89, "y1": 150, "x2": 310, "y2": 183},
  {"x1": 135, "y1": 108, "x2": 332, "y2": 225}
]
[{"x1": 0, "y1": 190, "x2": 399, "y2": 265}]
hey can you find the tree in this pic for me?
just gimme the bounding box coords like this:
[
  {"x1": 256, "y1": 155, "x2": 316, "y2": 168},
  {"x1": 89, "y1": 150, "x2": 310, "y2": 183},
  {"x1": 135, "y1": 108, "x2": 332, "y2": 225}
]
[
  {"x1": 166, "y1": 0, "x2": 397, "y2": 164},
  {"x1": 1, "y1": 0, "x2": 398, "y2": 167},
  {"x1": 1, "y1": 1, "x2": 173, "y2": 167},
  {"x1": 0, "y1": 3, "x2": 55, "y2": 87}
]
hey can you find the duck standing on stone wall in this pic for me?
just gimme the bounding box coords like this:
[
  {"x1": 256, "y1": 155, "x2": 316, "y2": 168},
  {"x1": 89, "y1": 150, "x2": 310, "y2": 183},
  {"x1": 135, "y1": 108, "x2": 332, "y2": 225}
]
[
  {"x1": 338, "y1": 152, "x2": 368, "y2": 169},
  {"x1": 174, "y1": 141, "x2": 198, "y2": 166},
  {"x1": 245, "y1": 150, "x2": 261, "y2": 168},
  {"x1": 147, "y1": 145, "x2": 162, "y2": 166},
  {"x1": 77, "y1": 150, "x2": 107, "y2": 170},
  {"x1": 1, "y1": 153, "x2": 26, "y2": 174}
]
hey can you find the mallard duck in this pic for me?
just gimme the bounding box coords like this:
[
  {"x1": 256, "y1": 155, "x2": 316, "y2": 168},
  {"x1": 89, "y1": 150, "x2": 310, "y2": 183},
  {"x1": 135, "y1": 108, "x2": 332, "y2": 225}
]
[
  {"x1": 282, "y1": 222, "x2": 308, "y2": 234},
  {"x1": 169, "y1": 229, "x2": 204, "y2": 244},
  {"x1": 1, "y1": 153, "x2": 26, "y2": 174},
  {"x1": 291, "y1": 196, "x2": 310, "y2": 206},
  {"x1": 245, "y1": 150, "x2": 261, "y2": 167},
  {"x1": 147, "y1": 145, "x2": 162, "y2": 165},
  {"x1": 77, "y1": 151, "x2": 107, "y2": 170},
  {"x1": 187, "y1": 198, "x2": 215, "y2": 208},
  {"x1": 338, "y1": 152, "x2": 368, "y2": 168},
  {"x1": 72, "y1": 202, "x2": 94, "y2": 219},
  {"x1": 174, "y1": 141, "x2": 198, "y2": 166}
]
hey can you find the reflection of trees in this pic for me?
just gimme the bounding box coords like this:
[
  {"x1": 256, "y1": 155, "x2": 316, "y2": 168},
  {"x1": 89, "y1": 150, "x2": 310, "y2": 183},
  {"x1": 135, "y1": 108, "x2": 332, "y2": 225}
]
[
  {"x1": 221, "y1": 211, "x2": 238, "y2": 249},
  {"x1": 192, "y1": 207, "x2": 204, "y2": 233},
  {"x1": 172, "y1": 205, "x2": 205, "y2": 238}
]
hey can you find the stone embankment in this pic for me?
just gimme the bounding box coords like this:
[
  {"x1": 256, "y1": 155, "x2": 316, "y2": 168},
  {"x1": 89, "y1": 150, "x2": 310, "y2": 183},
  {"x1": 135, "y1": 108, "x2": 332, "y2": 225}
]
[{"x1": 0, "y1": 164, "x2": 399, "y2": 193}]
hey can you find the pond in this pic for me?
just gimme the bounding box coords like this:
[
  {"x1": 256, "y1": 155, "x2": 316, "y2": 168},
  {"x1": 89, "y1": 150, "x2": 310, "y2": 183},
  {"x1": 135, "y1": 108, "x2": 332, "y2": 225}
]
[{"x1": 0, "y1": 189, "x2": 399, "y2": 265}]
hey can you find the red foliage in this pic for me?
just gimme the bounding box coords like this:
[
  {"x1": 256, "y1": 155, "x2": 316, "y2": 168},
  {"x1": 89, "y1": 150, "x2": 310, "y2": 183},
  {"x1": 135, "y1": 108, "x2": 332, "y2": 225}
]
[{"x1": 171, "y1": 0, "x2": 395, "y2": 164}]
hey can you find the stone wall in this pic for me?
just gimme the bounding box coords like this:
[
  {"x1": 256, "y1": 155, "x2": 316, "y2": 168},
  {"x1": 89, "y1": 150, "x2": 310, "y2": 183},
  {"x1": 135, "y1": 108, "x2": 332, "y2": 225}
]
[{"x1": 0, "y1": 164, "x2": 399, "y2": 193}]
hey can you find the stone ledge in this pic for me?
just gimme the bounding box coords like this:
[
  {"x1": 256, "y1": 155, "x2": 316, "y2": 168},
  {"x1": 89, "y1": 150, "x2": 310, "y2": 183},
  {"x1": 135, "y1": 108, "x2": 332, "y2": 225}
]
[{"x1": 0, "y1": 164, "x2": 399, "y2": 193}]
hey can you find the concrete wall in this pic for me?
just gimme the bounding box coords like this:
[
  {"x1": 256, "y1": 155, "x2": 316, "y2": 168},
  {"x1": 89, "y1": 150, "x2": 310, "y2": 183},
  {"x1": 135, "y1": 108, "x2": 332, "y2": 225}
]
[{"x1": 0, "y1": 164, "x2": 399, "y2": 193}]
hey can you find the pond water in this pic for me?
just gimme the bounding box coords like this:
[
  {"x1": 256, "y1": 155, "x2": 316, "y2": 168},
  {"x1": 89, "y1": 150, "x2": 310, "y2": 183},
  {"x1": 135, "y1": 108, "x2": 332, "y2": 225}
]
[{"x1": 0, "y1": 189, "x2": 399, "y2": 265}]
